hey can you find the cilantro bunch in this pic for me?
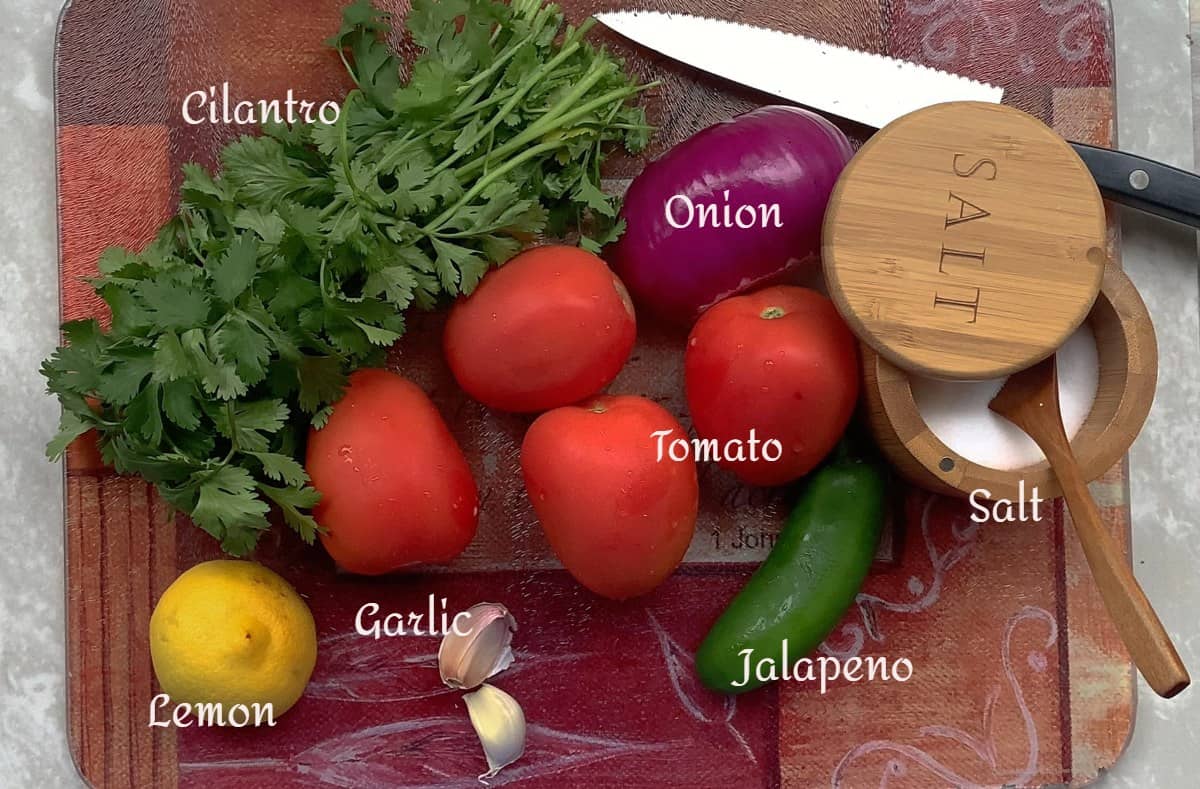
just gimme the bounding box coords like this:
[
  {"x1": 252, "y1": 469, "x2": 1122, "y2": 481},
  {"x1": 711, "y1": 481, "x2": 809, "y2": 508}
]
[{"x1": 42, "y1": 0, "x2": 653, "y2": 555}]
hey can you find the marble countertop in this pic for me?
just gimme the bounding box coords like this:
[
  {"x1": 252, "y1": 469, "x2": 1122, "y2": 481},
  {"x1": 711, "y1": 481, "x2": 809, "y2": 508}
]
[{"x1": 1, "y1": 0, "x2": 1196, "y2": 786}]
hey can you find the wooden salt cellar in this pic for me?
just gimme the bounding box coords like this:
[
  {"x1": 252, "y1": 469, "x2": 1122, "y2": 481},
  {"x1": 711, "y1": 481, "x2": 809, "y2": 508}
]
[
  {"x1": 860, "y1": 263, "x2": 1158, "y2": 501},
  {"x1": 824, "y1": 101, "x2": 1156, "y2": 501},
  {"x1": 823, "y1": 101, "x2": 1108, "y2": 381},
  {"x1": 823, "y1": 102, "x2": 1184, "y2": 699}
]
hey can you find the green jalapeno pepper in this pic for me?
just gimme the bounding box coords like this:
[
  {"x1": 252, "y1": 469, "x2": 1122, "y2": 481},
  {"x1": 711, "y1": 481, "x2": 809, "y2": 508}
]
[{"x1": 695, "y1": 439, "x2": 886, "y2": 694}]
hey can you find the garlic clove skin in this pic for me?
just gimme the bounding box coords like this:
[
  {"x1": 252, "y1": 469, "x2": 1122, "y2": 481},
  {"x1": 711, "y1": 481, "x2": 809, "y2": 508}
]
[
  {"x1": 439, "y1": 602, "x2": 517, "y2": 690},
  {"x1": 463, "y1": 683, "x2": 526, "y2": 781}
]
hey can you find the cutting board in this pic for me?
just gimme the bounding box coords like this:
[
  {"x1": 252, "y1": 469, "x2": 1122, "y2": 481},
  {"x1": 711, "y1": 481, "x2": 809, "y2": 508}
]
[{"x1": 56, "y1": 1, "x2": 1136, "y2": 786}]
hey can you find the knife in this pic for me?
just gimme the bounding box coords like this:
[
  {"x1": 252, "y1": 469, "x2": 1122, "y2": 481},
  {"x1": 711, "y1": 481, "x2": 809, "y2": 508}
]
[{"x1": 596, "y1": 11, "x2": 1200, "y2": 230}]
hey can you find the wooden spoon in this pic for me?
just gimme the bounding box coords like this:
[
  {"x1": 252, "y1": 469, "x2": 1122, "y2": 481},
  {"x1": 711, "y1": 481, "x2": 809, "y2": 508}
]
[{"x1": 990, "y1": 356, "x2": 1189, "y2": 698}]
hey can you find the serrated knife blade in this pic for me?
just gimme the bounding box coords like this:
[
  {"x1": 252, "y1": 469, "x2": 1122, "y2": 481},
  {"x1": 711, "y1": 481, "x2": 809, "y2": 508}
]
[
  {"x1": 594, "y1": 11, "x2": 1003, "y2": 129},
  {"x1": 596, "y1": 10, "x2": 1200, "y2": 230}
]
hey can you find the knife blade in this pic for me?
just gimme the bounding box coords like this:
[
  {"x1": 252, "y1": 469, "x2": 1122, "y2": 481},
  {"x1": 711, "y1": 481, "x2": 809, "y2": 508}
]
[
  {"x1": 597, "y1": 10, "x2": 1200, "y2": 230},
  {"x1": 594, "y1": 11, "x2": 1003, "y2": 129}
]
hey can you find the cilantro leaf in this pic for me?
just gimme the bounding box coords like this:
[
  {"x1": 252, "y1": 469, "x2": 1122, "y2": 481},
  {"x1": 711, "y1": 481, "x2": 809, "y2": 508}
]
[
  {"x1": 220, "y1": 525, "x2": 268, "y2": 558},
  {"x1": 330, "y1": 0, "x2": 402, "y2": 110},
  {"x1": 97, "y1": 248, "x2": 141, "y2": 277},
  {"x1": 212, "y1": 399, "x2": 288, "y2": 453},
  {"x1": 480, "y1": 234, "x2": 522, "y2": 264},
  {"x1": 258, "y1": 482, "x2": 322, "y2": 543},
  {"x1": 364, "y1": 266, "x2": 417, "y2": 310},
  {"x1": 189, "y1": 465, "x2": 272, "y2": 555},
  {"x1": 222, "y1": 136, "x2": 329, "y2": 206},
  {"x1": 136, "y1": 279, "x2": 210, "y2": 332},
  {"x1": 207, "y1": 234, "x2": 258, "y2": 303},
  {"x1": 580, "y1": 217, "x2": 627, "y2": 255},
  {"x1": 152, "y1": 332, "x2": 192, "y2": 383},
  {"x1": 177, "y1": 329, "x2": 247, "y2": 400},
  {"x1": 207, "y1": 366, "x2": 246, "y2": 400},
  {"x1": 214, "y1": 315, "x2": 271, "y2": 386},
  {"x1": 297, "y1": 355, "x2": 347, "y2": 413},
  {"x1": 233, "y1": 208, "x2": 287, "y2": 246},
  {"x1": 42, "y1": 320, "x2": 107, "y2": 396},
  {"x1": 310, "y1": 404, "x2": 334, "y2": 430},
  {"x1": 392, "y1": 60, "x2": 461, "y2": 117},
  {"x1": 573, "y1": 178, "x2": 618, "y2": 218},
  {"x1": 95, "y1": 349, "x2": 156, "y2": 406},
  {"x1": 181, "y1": 162, "x2": 231, "y2": 207},
  {"x1": 108, "y1": 440, "x2": 204, "y2": 484},
  {"x1": 161, "y1": 379, "x2": 203, "y2": 430},
  {"x1": 46, "y1": 410, "x2": 93, "y2": 461},
  {"x1": 431, "y1": 238, "x2": 488, "y2": 294},
  {"x1": 251, "y1": 452, "x2": 309, "y2": 487},
  {"x1": 125, "y1": 382, "x2": 164, "y2": 444},
  {"x1": 268, "y1": 275, "x2": 322, "y2": 314},
  {"x1": 352, "y1": 318, "x2": 403, "y2": 347}
]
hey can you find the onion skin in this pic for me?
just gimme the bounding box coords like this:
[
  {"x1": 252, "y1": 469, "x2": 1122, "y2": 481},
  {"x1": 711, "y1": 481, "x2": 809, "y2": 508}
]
[{"x1": 609, "y1": 106, "x2": 854, "y2": 326}]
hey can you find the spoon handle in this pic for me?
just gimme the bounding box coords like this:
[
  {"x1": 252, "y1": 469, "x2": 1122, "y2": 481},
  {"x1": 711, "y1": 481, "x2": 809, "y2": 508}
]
[{"x1": 1044, "y1": 441, "x2": 1190, "y2": 697}]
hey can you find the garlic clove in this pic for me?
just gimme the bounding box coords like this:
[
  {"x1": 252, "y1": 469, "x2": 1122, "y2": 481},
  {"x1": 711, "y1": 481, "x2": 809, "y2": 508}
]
[
  {"x1": 439, "y1": 602, "x2": 517, "y2": 690},
  {"x1": 463, "y1": 683, "x2": 526, "y2": 781}
]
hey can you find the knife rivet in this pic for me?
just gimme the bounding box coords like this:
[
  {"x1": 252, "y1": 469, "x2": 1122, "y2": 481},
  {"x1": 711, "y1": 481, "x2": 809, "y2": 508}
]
[{"x1": 1129, "y1": 169, "x2": 1150, "y2": 191}]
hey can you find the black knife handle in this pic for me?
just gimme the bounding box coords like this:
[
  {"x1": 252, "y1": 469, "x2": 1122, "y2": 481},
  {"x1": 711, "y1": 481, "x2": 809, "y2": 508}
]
[{"x1": 1070, "y1": 141, "x2": 1200, "y2": 229}]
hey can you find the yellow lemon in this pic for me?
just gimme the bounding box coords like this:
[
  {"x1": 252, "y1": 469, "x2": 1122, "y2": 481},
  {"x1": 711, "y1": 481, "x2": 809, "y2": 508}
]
[{"x1": 149, "y1": 560, "x2": 317, "y2": 719}]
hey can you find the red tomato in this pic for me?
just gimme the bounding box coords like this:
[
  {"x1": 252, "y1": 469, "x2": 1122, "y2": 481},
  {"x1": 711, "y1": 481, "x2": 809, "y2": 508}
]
[
  {"x1": 444, "y1": 245, "x2": 637, "y2": 413},
  {"x1": 306, "y1": 369, "x2": 478, "y2": 575},
  {"x1": 685, "y1": 286, "x2": 860, "y2": 487},
  {"x1": 520, "y1": 395, "x2": 699, "y2": 600}
]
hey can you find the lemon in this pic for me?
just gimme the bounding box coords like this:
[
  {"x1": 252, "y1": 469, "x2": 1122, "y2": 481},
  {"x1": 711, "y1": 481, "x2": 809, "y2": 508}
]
[{"x1": 149, "y1": 560, "x2": 317, "y2": 719}]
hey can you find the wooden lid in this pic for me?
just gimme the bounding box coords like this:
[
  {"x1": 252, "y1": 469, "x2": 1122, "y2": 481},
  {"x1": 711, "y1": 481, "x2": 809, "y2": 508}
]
[{"x1": 823, "y1": 101, "x2": 1107, "y2": 380}]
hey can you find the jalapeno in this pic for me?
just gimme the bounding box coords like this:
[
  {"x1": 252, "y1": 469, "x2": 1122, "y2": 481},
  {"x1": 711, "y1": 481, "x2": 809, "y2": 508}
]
[{"x1": 695, "y1": 440, "x2": 886, "y2": 694}]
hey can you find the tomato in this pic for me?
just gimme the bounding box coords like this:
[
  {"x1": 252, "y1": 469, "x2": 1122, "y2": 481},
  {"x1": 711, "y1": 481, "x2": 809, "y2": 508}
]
[
  {"x1": 306, "y1": 369, "x2": 478, "y2": 575},
  {"x1": 684, "y1": 286, "x2": 860, "y2": 487},
  {"x1": 520, "y1": 395, "x2": 699, "y2": 600},
  {"x1": 444, "y1": 245, "x2": 637, "y2": 413}
]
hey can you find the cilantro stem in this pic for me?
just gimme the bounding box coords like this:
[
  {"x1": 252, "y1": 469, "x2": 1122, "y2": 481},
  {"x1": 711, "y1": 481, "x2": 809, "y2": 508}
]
[
  {"x1": 336, "y1": 91, "x2": 394, "y2": 248},
  {"x1": 455, "y1": 82, "x2": 651, "y2": 183},
  {"x1": 483, "y1": 126, "x2": 496, "y2": 176},
  {"x1": 224, "y1": 402, "x2": 241, "y2": 452},
  {"x1": 190, "y1": 406, "x2": 241, "y2": 488},
  {"x1": 532, "y1": 82, "x2": 657, "y2": 138},
  {"x1": 591, "y1": 101, "x2": 623, "y2": 183},
  {"x1": 368, "y1": 40, "x2": 521, "y2": 170},
  {"x1": 546, "y1": 58, "x2": 616, "y2": 116},
  {"x1": 429, "y1": 34, "x2": 588, "y2": 178},
  {"x1": 177, "y1": 212, "x2": 207, "y2": 264},
  {"x1": 570, "y1": 17, "x2": 598, "y2": 42},
  {"x1": 337, "y1": 91, "x2": 378, "y2": 210},
  {"x1": 450, "y1": 89, "x2": 506, "y2": 122},
  {"x1": 365, "y1": 10, "x2": 590, "y2": 185},
  {"x1": 590, "y1": 122, "x2": 653, "y2": 131},
  {"x1": 366, "y1": 85, "x2": 497, "y2": 183},
  {"x1": 453, "y1": 80, "x2": 494, "y2": 122},
  {"x1": 460, "y1": 26, "x2": 540, "y2": 92},
  {"x1": 337, "y1": 49, "x2": 361, "y2": 94},
  {"x1": 424, "y1": 138, "x2": 562, "y2": 233}
]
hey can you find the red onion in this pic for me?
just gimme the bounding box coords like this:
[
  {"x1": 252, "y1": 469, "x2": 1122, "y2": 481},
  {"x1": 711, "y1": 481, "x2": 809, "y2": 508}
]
[{"x1": 609, "y1": 106, "x2": 854, "y2": 325}]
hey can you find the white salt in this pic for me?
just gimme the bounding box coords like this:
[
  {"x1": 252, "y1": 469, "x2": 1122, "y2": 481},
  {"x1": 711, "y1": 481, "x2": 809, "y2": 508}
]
[{"x1": 910, "y1": 325, "x2": 1100, "y2": 471}]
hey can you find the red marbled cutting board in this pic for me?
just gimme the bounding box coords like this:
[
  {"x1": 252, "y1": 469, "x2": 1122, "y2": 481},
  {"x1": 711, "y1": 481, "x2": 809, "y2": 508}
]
[{"x1": 56, "y1": 1, "x2": 1137, "y2": 787}]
